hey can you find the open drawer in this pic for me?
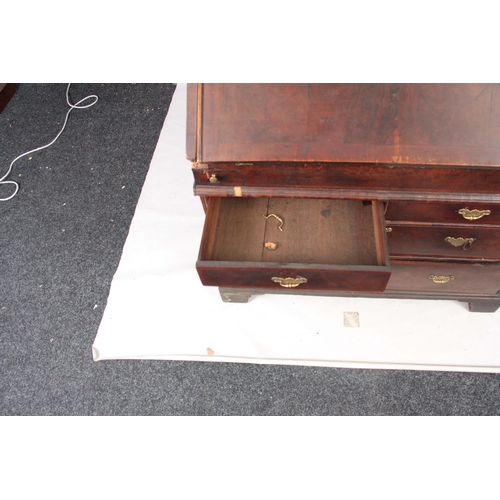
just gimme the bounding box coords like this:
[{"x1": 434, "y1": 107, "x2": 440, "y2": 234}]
[{"x1": 196, "y1": 198, "x2": 391, "y2": 292}]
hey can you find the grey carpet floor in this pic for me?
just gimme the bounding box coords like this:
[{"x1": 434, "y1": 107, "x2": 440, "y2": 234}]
[{"x1": 1, "y1": 83, "x2": 500, "y2": 415}]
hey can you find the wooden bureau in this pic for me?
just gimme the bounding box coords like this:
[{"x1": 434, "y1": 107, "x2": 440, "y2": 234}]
[{"x1": 186, "y1": 84, "x2": 500, "y2": 312}]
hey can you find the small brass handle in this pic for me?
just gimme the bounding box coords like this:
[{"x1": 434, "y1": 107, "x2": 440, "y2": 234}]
[
  {"x1": 458, "y1": 208, "x2": 491, "y2": 220},
  {"x1": 444, "y1": 236, "x2": 476, "y2": 250},
  {"x1": 263, "y1": 213, "x2": 284, "y2": 232},
  {"x1": 272, "y1": 277, "x2": 307, "y2": 288},
  {"x1": 209, "y1": 174, "x2": 218, "y2": 183},
  {"x1": 429, "y1": 275, "x2": 454, "y2": 284}
]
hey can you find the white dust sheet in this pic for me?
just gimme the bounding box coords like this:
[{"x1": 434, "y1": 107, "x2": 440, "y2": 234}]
[{"x1": 92, "y1": 84, "x2": 500, "y2": 372}]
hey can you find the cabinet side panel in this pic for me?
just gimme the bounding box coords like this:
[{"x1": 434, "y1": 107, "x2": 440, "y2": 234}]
[
  {"x1": 371, "y1": 201, "x2": 390, "y2": 266},
  {"x1": 198, "y1": 197, "x2": 221, "y2": 260},
  {"x1": 186, "y1": 83, "x2": 199, "y2": 161}
]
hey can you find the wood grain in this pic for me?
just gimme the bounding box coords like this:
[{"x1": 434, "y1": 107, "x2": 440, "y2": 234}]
[
  {"x1": 387, "y1": 261, "x2": 500, "y2": 294},
  {"x1": 209, "y1": 198, "x2": 268, "y2": 262},
  {"x1": 185, "y1": 83, "x2": 198, "y2": 161},
  {"x1": 207, "y1": 198, "x2": 380, "y2": 266},
  {"x1": 197, "y1": 197, "x2": 390, "y2": 292},
  {"x1": 387, "y1": 225, "x2": 500, "y2": 261},
  {"x1": 194, "y1": 84, "x2": 500, "y2": 167},
  {"x1": 192, "y1": 162, "x2": 500, "y2": 203},
  {"x1": 189, "y1": 84, "x2": 500, "y2": 311},
  {"x1": 386, "y1": 201, "x2": 500, "y2": 226}
]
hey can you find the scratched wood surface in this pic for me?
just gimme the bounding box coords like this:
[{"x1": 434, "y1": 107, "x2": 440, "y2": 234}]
[{"x1": 193, "y1": 83, "x2": 500, "y2": 167}]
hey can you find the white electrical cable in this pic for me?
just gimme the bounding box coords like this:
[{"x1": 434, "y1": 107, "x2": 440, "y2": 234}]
[{"x1": 0, "y1": 83, "x2": 99, "y2": 201}]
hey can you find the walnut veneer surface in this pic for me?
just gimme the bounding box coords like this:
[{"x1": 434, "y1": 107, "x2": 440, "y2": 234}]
[
  {"x1": 188, "y1": 83, "x2": 500, "y2": 166},
  {"x1": 187, "y1": 84, "x2": 500, "y2": 312}
]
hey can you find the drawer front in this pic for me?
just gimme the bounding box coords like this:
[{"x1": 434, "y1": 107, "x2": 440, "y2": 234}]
[
  {"x1": 197, "y1": 262, "x2": 390, "y2": 292},
  {"x1": 387, "y1": 225, "x2": 500, "y2": 260},
  {"x1": 386, "y1": 201, "x2": 500, "y2": 226},
  {"x1": 387, "y1": 261, "x2": 500, "y2": 295}
]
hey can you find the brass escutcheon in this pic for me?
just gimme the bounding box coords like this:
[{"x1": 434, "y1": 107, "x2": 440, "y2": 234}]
[
  {"x1": 444, "y1": 236, "x2": 476, "y2": 250},
  {"x1": 272, "y1": 277, "x2": 307, "y2": 288},
  {"x1": 458, "y1": 208, "x2": 491, "y2": 220},
  {"x1": 429, "y1": 275, "x2": 455, "y2": 284}
]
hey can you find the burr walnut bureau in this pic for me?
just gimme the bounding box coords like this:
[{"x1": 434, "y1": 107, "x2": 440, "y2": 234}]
[{"x1": 186, "y1": 83, "x2": 500, "y2": 312}]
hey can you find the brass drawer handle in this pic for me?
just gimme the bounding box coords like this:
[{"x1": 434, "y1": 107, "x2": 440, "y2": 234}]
[
  {"x1": 263, "y1": 213, "x2": 284, "y2": 231},
  {"x1": 444, "y1": 236, "x2": 475, "y2": 250},
  {"x1": 272, "y1": 277, "x2": 307, "y2": 288},
  {"x1": 209, "y1": 174, "x2": 218, "y2": 183},
  {"x1": 429, "y1": 275, "x2": 455, "y2": 284},
  {"x1": 458, "y1": 208, "x2": 491, "y2": 220}
]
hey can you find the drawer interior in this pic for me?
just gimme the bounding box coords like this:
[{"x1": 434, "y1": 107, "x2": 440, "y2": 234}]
[{"x1": 200, "y1": 198, "x2": 388, "y2": 267}]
